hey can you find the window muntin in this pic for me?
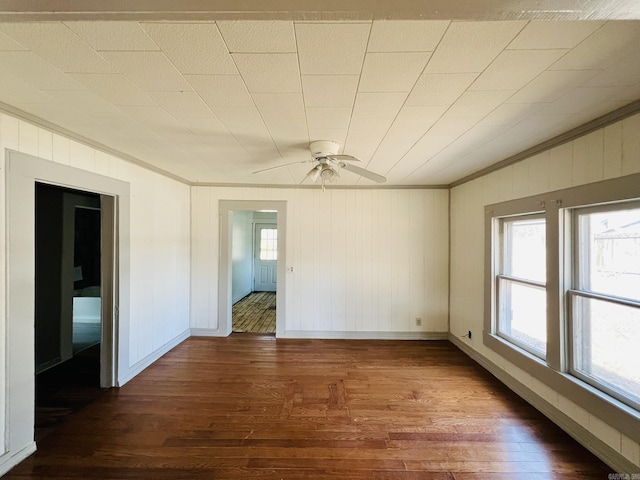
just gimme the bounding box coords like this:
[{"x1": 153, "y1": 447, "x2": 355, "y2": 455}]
[
  {"x1": 570, "y1": 203, "x2": 640, "y2": 410},
  {"x1": 496, "y1": 215, "x2": 547, "y2": 357},
  {"x1": 259, "y1": 228, "x2": 278, "y2": 260}
]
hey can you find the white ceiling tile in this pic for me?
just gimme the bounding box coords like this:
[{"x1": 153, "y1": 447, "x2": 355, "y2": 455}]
[
  {"x1": 119, "y1": 105, "x2": 180, "y2": 128},
  {"x1": 505, "y1": 69, "x2": 602, "y2": 103},
  {"x1": 550, "y1": 21, "x2": 640, "y2": 71},
  {"x1": 477, "y1": 103, "x2": 546, "y2": 127},
  {"x1": 426, "y1": 21, "x2": 526, "y2": 73},
  {"x1": 55, "y1": 91, "x2": 123, "y2": 116},
  {"x1": 252, "y1": 93, "x2": 305, "y2": 119},
  {"x1": 348, "y1": 117, "x2": 393, "y2": 138},
  {"x1": 213, "y1": 106, "x2": 270, "y2": 134},
  {"x1": 342, "y1": 136, "x2": 381, "y2": 161},
  {"x1": 142, "y1": 23, "x2": 237, "y2": 74},
  {"x1": 217, "y1": 20, "x2": 296, "y2": 53},
  {"x1": 65, "y1": 21, "x2": 159, "y2": 51},
  {"x1": 0, "y1": 30, "x2": 27, "y2": 50},
  {"x1": 0, "y1": 23, "x2": 114, "y2": 73},
  {"x1": 261, "y1": 115, "x2": 308, "y2": 136},
  {"x1": 470, "y1": 49, "x2": 568, "y2": 91},
  {"x1": 185, "y1": 75, "x2": 254, "y2": 107},
  {"x1": 0, "y1": 51, "x2": 86, "y2": 90},
  {"x1": 582, "y1": 50, "x2": 640, "y2": 86},
  {"x1": 233, "y1": 53, "x2": 301, "y2": 93},
  {"x1": 70, "y1": 73, "x2": 156, "y2": 106},
  {"x1": 368, "y1": 20, "x2": 449, "y2": 52},
  {"x1": 149, "y1": 91, "x2": 213, "y2": 117},
  {"x1": 427, "y1": 116, "x2": 482, "y2": 136},
  {"x1": 301, "y1": 75, "x2": 359, "y2": 107},
  {"x1": 296, "y1": 23, "x2": 370, "y2": 74},
  {"x1": 538, "y1": 86, "x2": 621, "y2": 115},
  {"x1": 0, "y1": 76, "x2": 60, "y2": 104},
  {"x1": 393, "y1": 105, "x2": 448, "y2": 131},
  {"x1": 507, "y1": 21, "x2": 604, "y2": 50},
  {"x1": 306, "y1": 107, "x2": 351, "y2": 130},
  {"x1": 352, "y1": 92, "x2": 407, "y2": 119},
  {"x1": 406, "y1": 73, "x2": 477, "y2": 106},
  {"x1": 359, "y1": 52, "x2": 431, "y2": 92},
  {"x1": 446, "y1": 90, "x2": 515, "y2": 117},
  {"x1": 100, "y1": 51, "x2": 191, "y2": 92}
]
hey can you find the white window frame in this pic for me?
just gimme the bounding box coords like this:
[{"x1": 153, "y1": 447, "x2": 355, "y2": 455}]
[
  {"x1": 495, "y1": 214, "x2": 547, "y2": 359},
  {"x1": 568, "y1": 201, "x2": 640, "y2": 412},
  {"x1": 484, "y1": 172, "x2": 640, "y2": 446}
]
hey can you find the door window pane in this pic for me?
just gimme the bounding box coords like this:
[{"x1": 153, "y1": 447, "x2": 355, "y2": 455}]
[{"x1": 260, "y1": 228, "x2": 277, "y2": 260}]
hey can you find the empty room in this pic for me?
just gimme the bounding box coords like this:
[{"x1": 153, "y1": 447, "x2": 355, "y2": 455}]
[{"x1": 0, "y1": 2, "x2": 639, "y2": 478}]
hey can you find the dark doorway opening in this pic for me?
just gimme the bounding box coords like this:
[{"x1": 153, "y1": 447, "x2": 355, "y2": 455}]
[{"x1": 34, "y1": 183, "x2": 107, "y2": 441}]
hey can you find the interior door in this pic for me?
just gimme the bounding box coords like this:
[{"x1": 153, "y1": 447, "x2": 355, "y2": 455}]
[{"x1": 254, "y1": 223, "x2": 277, "y2": 292}]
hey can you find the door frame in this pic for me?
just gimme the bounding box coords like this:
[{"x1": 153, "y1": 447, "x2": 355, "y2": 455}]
[
  {"x1": 218, "y1": 200, "x2": 286, "y2": 337},
  {"x1": 5, "y1": 150, "x2": 130, "y2": 452}
]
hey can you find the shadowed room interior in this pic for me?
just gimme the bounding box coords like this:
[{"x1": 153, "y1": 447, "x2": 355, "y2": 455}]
[{"x1": 0, "y1": 2, "x2": 639, "y2": 478}]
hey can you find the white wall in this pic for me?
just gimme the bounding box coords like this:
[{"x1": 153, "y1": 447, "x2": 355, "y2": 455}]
[
  {"x1": 450, "y1": 113, "x2": 640, "y2": 468},
  {"x1": 231, "y1": 210, "x2": 253, "y2": 303},
  {"x1": 0, "y1": 112, "x2": 191, "y2": 474},
  {"x1": 191, "y1": 187, "x2": 449, "y2": 337}
]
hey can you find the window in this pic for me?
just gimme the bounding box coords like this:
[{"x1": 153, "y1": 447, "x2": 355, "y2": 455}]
[
  {"x1": 259, "y1": 228, "x2": 277, "y2": 260},
  {"x1": 497, "y1": 215, "x2": 547, "y2": 357},
  {"x1": 570, "y1": 203, "x2": 640, "y2": 410},
  {"x1": 484, "y1": 173, "x2": 640, "y2": 444}
]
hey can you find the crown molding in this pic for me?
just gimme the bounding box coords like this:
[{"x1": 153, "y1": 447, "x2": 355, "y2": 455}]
[
  {"x1": 0, "y1": 0, "x2": 639, "y2": 21},
  {"x1": 0, "y1": 102, "x2": 191, "y2": 185},
  {"x1": 450, "y1": 99, "x2": 640, "y2": 189}
]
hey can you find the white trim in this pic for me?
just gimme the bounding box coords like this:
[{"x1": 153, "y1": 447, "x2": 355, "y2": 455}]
[
  {"x1": 117, "y1": 329, "x2": 190, "y2": 386},
  {"x1": 280, "y1": 330, "x2": 448, "y2": 340},
  {"x1": 0, "y1": 441, "x2": 36, "y2": 477},
  {"x1": 190, "y1": 328, "x2": 228, "y2": 337},
  {"x1": 449, "y1": 334, "x2": 639, "y2": 473},
  {"x1": 218, "y1": 200, "x2": 287, "y2": 338}
]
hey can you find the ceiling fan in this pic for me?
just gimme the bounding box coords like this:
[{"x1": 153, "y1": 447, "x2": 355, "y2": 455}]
[{"x1": 253, "y1": 140, "x2": 386, "y2": 190}]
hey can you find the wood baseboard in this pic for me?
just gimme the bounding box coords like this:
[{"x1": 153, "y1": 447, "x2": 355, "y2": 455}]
[{"x1": 280, "y1": 330, "x2": 448, "y2": 340}]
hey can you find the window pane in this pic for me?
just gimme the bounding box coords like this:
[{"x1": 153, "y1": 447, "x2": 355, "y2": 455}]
[
  {"x1": 577, "y1": 207, "x2": 640, "y2": 300},
  {"x1": 498, "y1": 278, "x2": 547, "y2": 356},
  {"x1": 260, "y1": 228, "x2": 277, "y2": 260},
  {"x1": 504, "y1": 218, "x2": 546, "y2": 282},
  {"x1": 572, "y1": 295, "x2": 640, "y2": 408}
]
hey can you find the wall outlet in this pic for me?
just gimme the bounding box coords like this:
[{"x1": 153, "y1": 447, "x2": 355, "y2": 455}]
[{"x1": 415, "y1": 317, "x2": 422, "y2": 326}]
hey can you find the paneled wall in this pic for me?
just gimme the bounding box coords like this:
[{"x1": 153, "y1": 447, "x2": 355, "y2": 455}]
[
  {"x1": 0, "y1": 112, "x2": 191, "y2": 474},
  {"x1": 450, "y1": 113, "x2": 640, "y2": 467},
  {"x1": 231, "y1": 210, "x2": 253, "y2": 303},
  {"x1": 191, "y1": 187, "x2": 449, "y2": 336}
]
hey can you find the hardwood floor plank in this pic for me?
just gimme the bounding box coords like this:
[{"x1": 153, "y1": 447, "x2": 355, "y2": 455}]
[{"x1": 5, "y1": 336, "x2": 612, "y2": 479}]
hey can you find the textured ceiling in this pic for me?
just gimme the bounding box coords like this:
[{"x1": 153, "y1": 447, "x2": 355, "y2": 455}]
[{"x1": 0, "y1": 17, "x2": 639, "y2": 186}]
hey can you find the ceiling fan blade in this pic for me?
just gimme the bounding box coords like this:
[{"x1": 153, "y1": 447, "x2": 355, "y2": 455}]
[
  {"x1": 252, "y1": 160, "x2": 308, "y2": 174},
  {"x1": 341, "y1": 163, "x2": 386, "y2": 183},
  {"x1": 327, "y1": 154, "x2": 360, "y2": 162}
]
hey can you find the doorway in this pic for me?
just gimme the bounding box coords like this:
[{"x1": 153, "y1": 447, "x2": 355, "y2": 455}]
[
  {"x1": 34, "y1": 183, "x2": 107, "y2": 440},
  {"x1": 218, "y1": 200, "x2": 287, "y2": 337},
  {"x1": 231, "y1": 213, "x2": 277, "y2": 334}
]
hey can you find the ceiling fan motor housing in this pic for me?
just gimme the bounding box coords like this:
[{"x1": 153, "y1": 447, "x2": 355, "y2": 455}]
[{"x1": 310, "y1": 140, "x2": 340, "y2": 158}]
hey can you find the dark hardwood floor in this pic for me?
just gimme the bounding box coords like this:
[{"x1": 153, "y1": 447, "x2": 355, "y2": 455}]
[{"x1": 7, "y1": 336, "x2": 611, "y2": 479}]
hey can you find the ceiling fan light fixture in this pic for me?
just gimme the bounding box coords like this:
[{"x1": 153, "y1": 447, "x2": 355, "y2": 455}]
[{"x1": 306, "y1": 165, "x2": 321, "y2": 182}]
